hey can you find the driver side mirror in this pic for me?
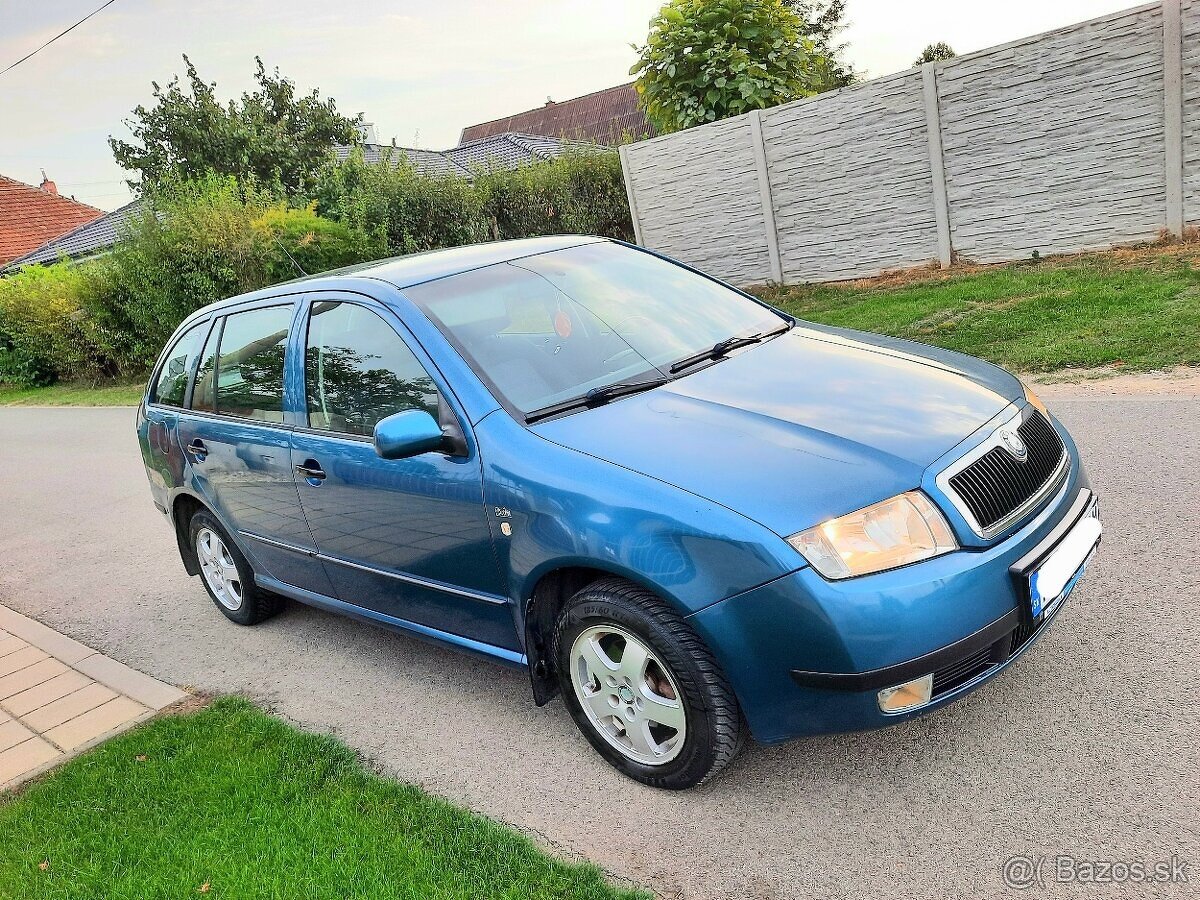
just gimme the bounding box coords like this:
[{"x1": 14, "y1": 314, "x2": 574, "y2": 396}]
[{"x1": 373, "y1": 409, "x2": 446, "y2": 460}]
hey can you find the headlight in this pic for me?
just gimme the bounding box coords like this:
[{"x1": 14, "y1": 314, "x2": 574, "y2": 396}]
[
  {"x1": 787, "y1": 491, "x2": 958, "y2": 580},
  {"x1": 1020, "y1": 378, "x2": 1049, "y2": 417}
]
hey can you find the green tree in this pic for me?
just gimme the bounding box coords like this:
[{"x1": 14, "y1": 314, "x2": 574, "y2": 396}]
[
  {"x1": 630, "y1": 0, "x2": 821, "y2": 134},
  {"x1": 914, "y1": 42, "x2": 956, "y2": 66},
  {"x1": 784, "y1": 0, "x2": 857, "y2": 88},
  {"x1": 109, "y1": 56, "x2": 361, "y2": 195}
]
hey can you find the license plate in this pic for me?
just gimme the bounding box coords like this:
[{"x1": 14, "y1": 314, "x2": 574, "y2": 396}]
[{"x1": 1028, "y1": 504, "x2": 1101, "y2": 619}]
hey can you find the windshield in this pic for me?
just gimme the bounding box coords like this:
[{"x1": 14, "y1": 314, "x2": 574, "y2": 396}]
[{"x1": 403, "y1": 242, "x2": 787, "y2": 417}]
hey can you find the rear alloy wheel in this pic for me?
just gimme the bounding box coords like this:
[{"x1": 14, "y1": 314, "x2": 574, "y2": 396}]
[
  {"x1": 554, "y1": 578, "x2": 745, "y2": 789},
  {"x1": 196, "y1": 526, "x2": 243, "y2": 612},
  {"x1": 188, "y1": 510, "x2": 281, "y2": 626}
]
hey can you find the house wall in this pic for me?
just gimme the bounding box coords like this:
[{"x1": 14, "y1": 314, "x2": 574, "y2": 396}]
[{"x1": 621, "y1": 1, "x2": 1189, "y2": 284}]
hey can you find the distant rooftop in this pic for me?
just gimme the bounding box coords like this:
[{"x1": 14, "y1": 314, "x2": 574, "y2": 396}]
[
  {"x1": 460, "y1": 83, "x2": 654, "y2": 146},
  {"x1": 336, "y1": 132, "x2": 593, "y2": 178},
  {"x1": 3, "y1": 199, "x2": 146, "y2": 270},
  {"x1": 0, "y1": 174, "x2": 103, "y2": 267}
]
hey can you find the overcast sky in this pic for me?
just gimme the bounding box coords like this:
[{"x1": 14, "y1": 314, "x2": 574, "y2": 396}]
[{"x1": 1, "y1": 0, "x2": 1132, "y2": 210}]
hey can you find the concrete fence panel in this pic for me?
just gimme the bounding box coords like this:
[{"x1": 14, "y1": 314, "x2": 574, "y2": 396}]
[
  {"x1": 937, "y1": 3, "x2": 1167, "y2": 264},
  {"x1": 760, "y1": 70, "x2": 939, "y2": 282},
  {"x1": 621, "y1": 116, "x2": 771, "y2": 285},
  {"x1": 1179, "y1": 0, "x2": 1200, "y2": 220}
]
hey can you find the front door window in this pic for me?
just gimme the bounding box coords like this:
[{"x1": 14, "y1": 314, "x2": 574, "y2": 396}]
[
  {"x1": 291, "y1": 300, "x2": 514, "y2": 650},
  {"x1": 305, "y1": 301, "x2": 439, "y2": 435}
]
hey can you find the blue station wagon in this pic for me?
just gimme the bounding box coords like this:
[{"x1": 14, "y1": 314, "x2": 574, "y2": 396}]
[{"x1": 138, "y1": 236, "x2": 1101, "y2": 788}]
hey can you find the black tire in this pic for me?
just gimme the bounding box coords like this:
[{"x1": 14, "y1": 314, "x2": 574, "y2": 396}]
[
  {"x1": 552, "y1": 577, "x2": 745, "y2": 789},
  {"x1": 188, "y1": 509, "x2": 282, "y2": 626}
]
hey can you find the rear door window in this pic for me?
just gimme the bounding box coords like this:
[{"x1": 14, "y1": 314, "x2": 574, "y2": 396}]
[
  {"x1": 152, "y1": 321, "x2": 208, "y2": 407},
  {"x1": 191, "y1": 306, "x2": 292, "y2": 422}
]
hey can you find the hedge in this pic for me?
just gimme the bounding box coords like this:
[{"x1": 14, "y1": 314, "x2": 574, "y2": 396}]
[{"x1": 0, "y1": 151, "x2": 633, "y2": 386}]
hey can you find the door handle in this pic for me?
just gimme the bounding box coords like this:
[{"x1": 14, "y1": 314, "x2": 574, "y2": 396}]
[
  {"x1": 295, "y1": 459, "x2": 327, "y2": 482},
  {"x1": 186, "y1": 439, "x2": 208, "y2": 461}
]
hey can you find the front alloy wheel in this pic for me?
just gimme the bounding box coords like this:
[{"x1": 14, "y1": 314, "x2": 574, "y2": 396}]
[
  {"x1": 554, "y1": 578, "x2": 745, "y2": 789},
  {"x1": 570, "y1": 625, "x2": 686, "y2": 766}
]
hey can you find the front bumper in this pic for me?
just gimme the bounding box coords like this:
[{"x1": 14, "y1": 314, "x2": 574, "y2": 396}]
[{"x1": 687, "y1": 463, "x2": 1098, "y2": 744}]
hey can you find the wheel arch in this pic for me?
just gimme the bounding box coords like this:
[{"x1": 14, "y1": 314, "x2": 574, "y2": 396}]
[
  {"x1": 170, "y1": 490, "x2": 209, "y2": 576},
  {"x1": 522, "y1": 563, "x2": 690, "y2": 706}
]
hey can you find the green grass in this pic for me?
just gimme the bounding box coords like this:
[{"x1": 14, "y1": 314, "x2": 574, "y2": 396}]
[
  {"x1": 0, "y1": 381, "x2": 143, "y2": 407},
  {"x1": 0, "y1": 698, "x2": 646, "y2": 900},
  {"x1": 753, "y1": 245, "x2": 1200, "y2": 373}
]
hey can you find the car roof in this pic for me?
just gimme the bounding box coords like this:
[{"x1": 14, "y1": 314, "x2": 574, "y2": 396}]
[
  {"x1": 354, "y1": 234, "x2": 606, "y2": 288},
  {"x1": 190, "y1": 235, "x2": 608, "y2": 318}
]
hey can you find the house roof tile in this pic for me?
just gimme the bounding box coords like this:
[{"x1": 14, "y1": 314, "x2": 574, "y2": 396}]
[
  {"x1": 3, "y1": 199, "x2": 147, "y2": 270},
  {"x1": 0, "y1": 175, "x2": 103, "y2": 266}
]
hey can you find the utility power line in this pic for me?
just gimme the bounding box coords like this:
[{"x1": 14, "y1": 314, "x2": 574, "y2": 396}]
[{"x1": 0, "y1": 0, "x2": 121, "y2": 79}]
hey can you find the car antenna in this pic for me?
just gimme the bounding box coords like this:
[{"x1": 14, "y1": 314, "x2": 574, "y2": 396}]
[{"x1": 272, "y1": 235, "x2": 309, "y2": 277}]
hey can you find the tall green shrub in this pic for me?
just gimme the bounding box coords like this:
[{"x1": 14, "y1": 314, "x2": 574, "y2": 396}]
[
  {"x1": 0, "y1": 262, "x2": 123, "y2": 385},
  {"x1": 252, "y1": 203, "x2": 385, "y2": 284},
  {"x1": 0, "y1": 176, "x2": 379, "y2": 384},
  {"x1": 312, "y1": 152, "x2": 488, "y2": 255},
  {"x1": 311, "y1": 148, "x2": 633, "y2": 252},
  {"x1": 103, "y1": 176, "x2": 377, "y2": 368},
  {"x1": 475, "y1": 151, "x2": 634, "y2": 242}
]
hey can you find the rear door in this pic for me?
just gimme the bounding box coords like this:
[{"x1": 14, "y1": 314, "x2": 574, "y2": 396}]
[
  {"x1": 141, "y1": 319, "x2": 211, "y2": 512},
  {"x1": 175, "y1": 302, "x2": 335, "y2": 596},
  {"x1": 288, "y1": 297, "x2": 517, "y2": 652}
]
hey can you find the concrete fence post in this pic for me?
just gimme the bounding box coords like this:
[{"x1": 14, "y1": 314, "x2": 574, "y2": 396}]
[
  {"x1": 748, "y1": 110, "x2": 784, "y2": 284},
  {"x1": 617, "y1": 145, "x2": 645, "y2": 246},
  {"x1": 1163, "y1": 0, "x2": 1185, "y2": 236},
  {"x1": 921, "y1": 63, "x2": 953, "y2": 268}
]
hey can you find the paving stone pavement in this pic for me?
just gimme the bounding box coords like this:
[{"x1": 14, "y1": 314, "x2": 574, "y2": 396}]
[{"x1": 0, "y1": 604, "x2": 187, "y2": 791}]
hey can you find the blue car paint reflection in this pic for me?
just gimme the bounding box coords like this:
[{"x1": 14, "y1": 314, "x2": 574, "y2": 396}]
[{"x1": 137, "y1": 236, "x2": 1096, "y2": 745}]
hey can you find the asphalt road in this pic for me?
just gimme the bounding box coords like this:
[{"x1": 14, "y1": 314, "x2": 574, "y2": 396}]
[{"x1": 1, "y1": 397, "x2": 1197, "y2": 899}]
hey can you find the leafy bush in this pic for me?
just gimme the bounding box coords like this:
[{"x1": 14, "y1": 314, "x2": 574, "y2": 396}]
[
  {"x1": 311, "y1": 151, "x2": 489, "y2": 253},
  {"x1": 1, "y1": 150, "x2": 633, "y2": 386},
  {"x1": 0, "y1": 262, "x2": 121, "y2": 385},
  {"x1": 631, "y1": 0, "x2": 821, "y2": 133},
  {"x1": 252, "y1": 203, "x2": 385, "y2": 285},
  {"x1": 0, "y1": 176, "x2": 379, "y2": 383},
  {"x1": 311, "y1": 148, "x2": 634, "y2": 252},
  {"x1": 100, "y1": 177, "x2": 378, "y2": 368},
  {"x1": 475, "y1": 151, "x2": 633, "y2": 241}
]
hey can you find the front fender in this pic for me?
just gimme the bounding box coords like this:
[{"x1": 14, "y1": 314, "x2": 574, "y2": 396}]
[{"x1": 475, "y1": 412, "x2": 803, "y2": 626}]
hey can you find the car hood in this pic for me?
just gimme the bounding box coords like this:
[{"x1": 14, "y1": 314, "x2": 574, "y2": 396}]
[{"x1": 532, "y1": 325, "x2": 1020, "y2": 537}]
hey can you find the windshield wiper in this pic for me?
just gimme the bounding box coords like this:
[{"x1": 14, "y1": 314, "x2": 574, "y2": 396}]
[
  {"x1": 525, "y1": 376, "x2": 671, "y2": 424},
  {"x1": 669, "y1": 323, "x2": 792, "y2": 374}
]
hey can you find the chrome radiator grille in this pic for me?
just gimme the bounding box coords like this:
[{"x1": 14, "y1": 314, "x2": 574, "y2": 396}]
[{"x1": 943, "y1": 409, "x2": 1066, "y2": 538}]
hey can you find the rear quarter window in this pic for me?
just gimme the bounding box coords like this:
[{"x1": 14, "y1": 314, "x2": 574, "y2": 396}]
[{"x1": 151, "y1": 321, "x2": 208, "y2": 407}]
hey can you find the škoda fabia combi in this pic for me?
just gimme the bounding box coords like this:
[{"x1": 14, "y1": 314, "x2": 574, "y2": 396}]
[{"x1": 138, "y1": 237, "x2": 1100, "y2": 788}]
